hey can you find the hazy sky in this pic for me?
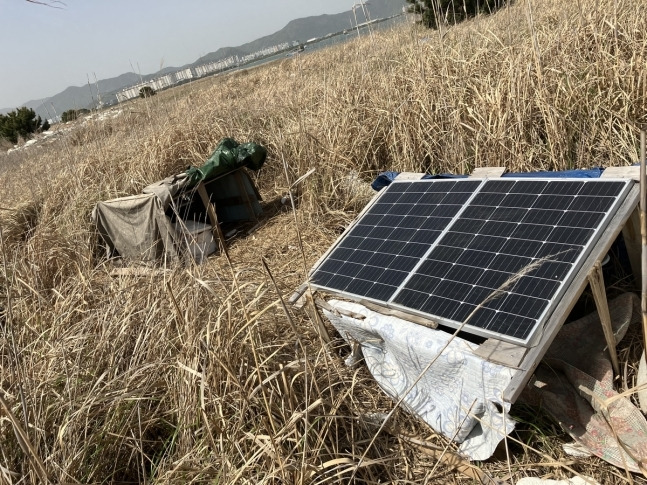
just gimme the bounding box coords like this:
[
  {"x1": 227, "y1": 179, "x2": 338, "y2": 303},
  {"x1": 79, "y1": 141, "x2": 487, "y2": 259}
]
[{"x1": 0, "y1": 0, "x2": 359, "y2": 108}]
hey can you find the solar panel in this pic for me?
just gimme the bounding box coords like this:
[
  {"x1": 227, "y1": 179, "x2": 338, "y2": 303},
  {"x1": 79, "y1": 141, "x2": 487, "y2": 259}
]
[
  {"x1": 312, "y1": 180, "x2": 482, "y2": 301},
  {"x1": 310, "y1": 178, "x2": 633, "y2": 345}
]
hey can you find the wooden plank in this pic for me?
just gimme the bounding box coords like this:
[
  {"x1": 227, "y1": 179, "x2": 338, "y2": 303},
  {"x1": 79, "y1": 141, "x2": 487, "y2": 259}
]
[
  {"x1": 358, "y1": 299, "x2": 439, "y2": 330},
  {"x1": 470, "y1": 167, "x2": 506, "y2": 178},
  {"x1": 473, "y1": 339, "x2": 527, "y2": 368},
  {"x1": 303, "y1": 293, "x2": 332, "y2": 343},
  {"x1": 588, "y1": 261, "x2": 620, "y2": 375},
  {"x1": 622, "y1": 207, "x2": 641, "y2": 288},
  {"x1": 600, "y1": 165, "x2": 640, "y2": 181},
  {"x1": 315, "y1": 299, "x2": 367, "y2": 320},
  {"x1": 503, "y1": 184, "x2": 640, "y2": 402},
  {"x1": 395, "y1": 172, "x2": 426, "y2": 181},
  {"x1": 289, "y1": 283, "x2": 308, "y2": 303},
  {"x1": 288, "y1": 283, "x2": 309, "y2": 309}
]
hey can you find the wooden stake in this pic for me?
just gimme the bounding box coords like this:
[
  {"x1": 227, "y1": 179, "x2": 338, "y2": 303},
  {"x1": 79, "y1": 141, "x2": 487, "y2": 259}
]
[
  {"x1": 634, "y1": 127, "x2": 647, "y2": 411},
  {"x1": 640, "y1": 129, "x2": 647, "y2": 356},
  {"x1": 197, "y1": 182, "x2": 228, "y2": 258},
  {"x1": 588, "y1": 261, "x2": 620, "y2": 375}
]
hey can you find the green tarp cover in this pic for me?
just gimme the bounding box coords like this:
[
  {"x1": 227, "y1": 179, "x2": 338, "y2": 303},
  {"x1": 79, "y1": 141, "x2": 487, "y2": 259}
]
[{"x1": 186, "y1": 138, "x2": 267, "y2": 186}]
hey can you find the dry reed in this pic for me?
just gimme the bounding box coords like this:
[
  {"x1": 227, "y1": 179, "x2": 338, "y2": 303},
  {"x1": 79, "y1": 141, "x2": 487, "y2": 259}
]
[{"x1": 0, "y1": 0, "x2": 646, "y2": 482}]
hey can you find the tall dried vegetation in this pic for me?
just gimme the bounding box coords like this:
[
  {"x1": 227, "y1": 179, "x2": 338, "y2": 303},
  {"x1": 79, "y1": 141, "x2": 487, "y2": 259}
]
[{"x1": 0, "y1": 0, "x2": 646, "y2": 482}]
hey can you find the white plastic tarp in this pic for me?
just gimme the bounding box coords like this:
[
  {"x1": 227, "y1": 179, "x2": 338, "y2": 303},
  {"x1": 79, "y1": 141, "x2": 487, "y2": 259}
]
[{"x1": 323, "y1": 299, "x2": 516, "y2": 460}]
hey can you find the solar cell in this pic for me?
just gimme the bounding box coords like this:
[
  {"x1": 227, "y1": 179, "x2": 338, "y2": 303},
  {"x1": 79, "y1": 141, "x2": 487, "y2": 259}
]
[{"x1": 309, "y1": 178, "x2": 633, "y2": 345}]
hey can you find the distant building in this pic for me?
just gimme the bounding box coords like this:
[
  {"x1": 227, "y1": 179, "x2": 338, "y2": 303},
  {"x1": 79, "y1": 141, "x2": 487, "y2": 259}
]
[
  {"x1": 151, "y1": 74, "x2": 174, "y2": 91},
  {"x1": 239, "y1": 43, "x2": 292, "y2": 63},
  {"x1": 193, "y1": 56, "x2": 236, "y2": 77},
  {"x1": 115, "y1": 43, "x2": 291, "y2": 105},
  {"x1": 174, "y1": 68, "x2": 194, "y2": 82},
  {"x1": 116, "y1": 84, "x2": 142, "y2": 103}
]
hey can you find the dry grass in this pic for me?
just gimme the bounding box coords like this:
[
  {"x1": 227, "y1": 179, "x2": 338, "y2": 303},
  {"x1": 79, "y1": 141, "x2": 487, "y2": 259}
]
[{"x1": 1, "y1": 0, "x2": 647, "y2": 482}]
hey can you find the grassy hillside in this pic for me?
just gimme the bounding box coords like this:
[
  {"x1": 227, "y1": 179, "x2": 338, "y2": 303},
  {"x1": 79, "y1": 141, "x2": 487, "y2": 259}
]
[{"x1": 0, "y1": 0, "x2": 646, "y2": 482}]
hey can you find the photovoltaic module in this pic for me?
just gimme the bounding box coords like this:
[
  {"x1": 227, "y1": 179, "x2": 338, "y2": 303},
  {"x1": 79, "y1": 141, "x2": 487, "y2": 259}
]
[{"x1": 309, "y1": 178, "x2": 633, "y2": 345}]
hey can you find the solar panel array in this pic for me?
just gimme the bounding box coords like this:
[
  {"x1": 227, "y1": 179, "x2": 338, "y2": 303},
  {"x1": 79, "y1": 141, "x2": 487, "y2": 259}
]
[{"x1": 310, "y1": 178, "x2": 632, "y2": 344}]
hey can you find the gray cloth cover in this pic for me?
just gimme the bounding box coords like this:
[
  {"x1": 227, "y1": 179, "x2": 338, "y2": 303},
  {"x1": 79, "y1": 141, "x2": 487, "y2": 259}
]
[
  {"x1": 142, "y1": 173, "x2": 190, "y2": 209},
  {"x1": 92, "y1": 168, "x2": 262, "y2": 263},
  {"x1": 92, "y1": 193, "x2": 180, "y2": 262}
]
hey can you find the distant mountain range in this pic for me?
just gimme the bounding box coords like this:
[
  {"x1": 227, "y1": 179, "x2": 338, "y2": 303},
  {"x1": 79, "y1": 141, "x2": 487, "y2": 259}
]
[{"x1": 1, "y1": 0, "x2": 406, "y2": 120}]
